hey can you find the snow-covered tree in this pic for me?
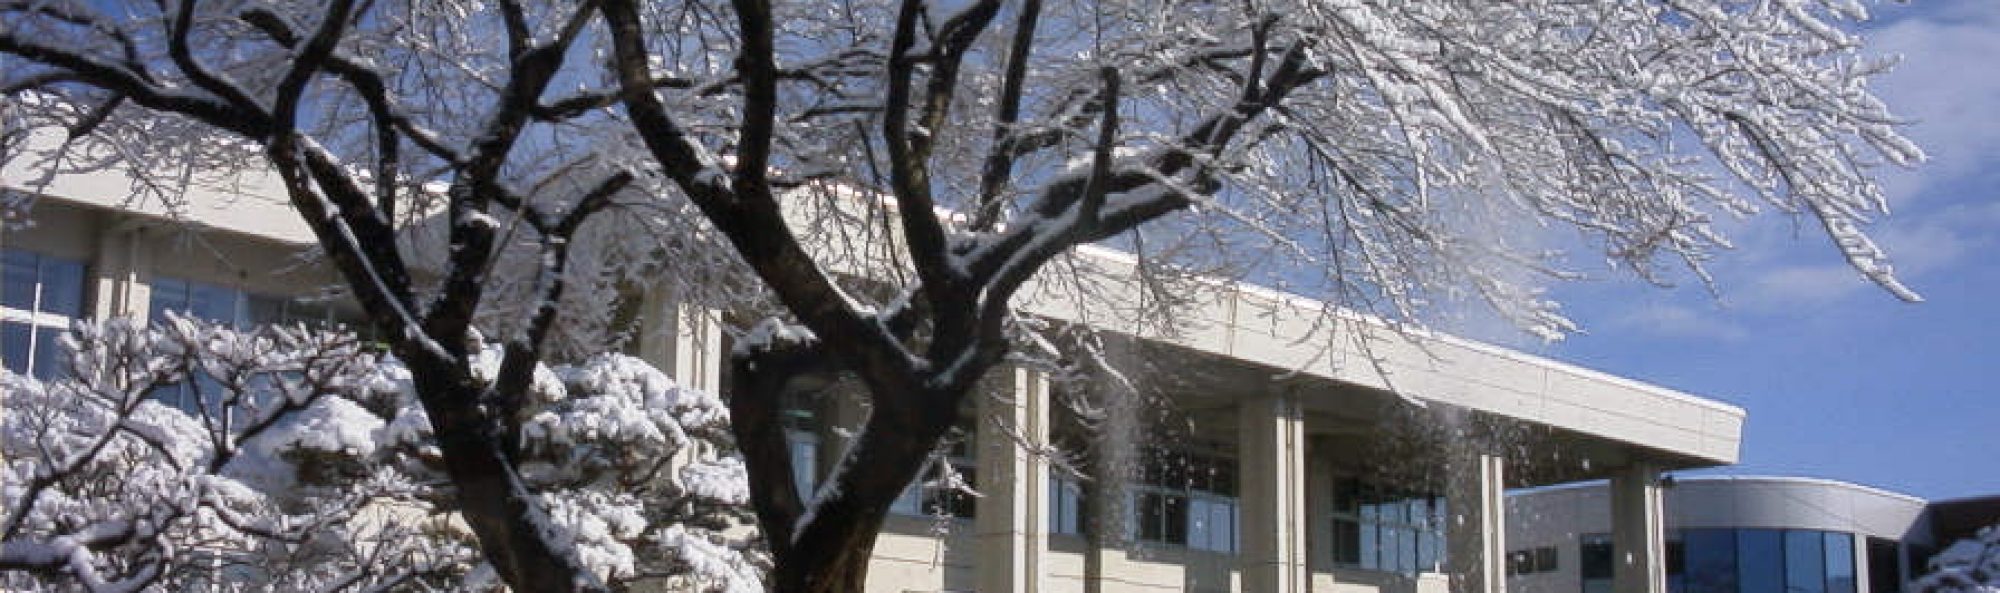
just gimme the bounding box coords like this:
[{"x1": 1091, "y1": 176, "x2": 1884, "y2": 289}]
[
  {"x1": 0, "y1": 316, "x2": 761, "y2": 592},
  {"x1": 0, "y1": 0, "x2": 1924, "y2": 590},
  {"x1": 1916, "y1": 526, "x2": 2000, "y2": 593}
]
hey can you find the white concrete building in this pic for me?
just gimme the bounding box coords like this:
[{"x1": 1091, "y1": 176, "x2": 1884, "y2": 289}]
[{"x1": 2, "y1": 164, "x2": 1749, "y2": 593}]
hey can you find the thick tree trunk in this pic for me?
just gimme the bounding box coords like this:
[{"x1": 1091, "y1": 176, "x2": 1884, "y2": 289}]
[
  {"x1": 406, "y1": 356, "x2": 608, "y2": 593},
  {"x1": 770, "y1": 423, "x2": 934, "y2": 592},
  {"x1": 762, "y1": 392, "x2": 955, "y2": 593}
]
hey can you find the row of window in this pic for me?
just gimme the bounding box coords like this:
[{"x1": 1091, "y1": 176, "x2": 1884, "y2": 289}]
[
  {"x1": 778, "y1": 427, "x2": 1442, "y2": 566},
  {"x1": 4, "y1": 248, "x2": 361, "y2": 417},
  {"x1": 1579, "y1": 528, "x2": 1858, "y2": 593}
]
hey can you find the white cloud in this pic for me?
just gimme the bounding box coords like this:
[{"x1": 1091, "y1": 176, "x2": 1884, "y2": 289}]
[
  {"x1": 1866, "y1": 1, "x2": 2000, "y2": 206},
  {"x1": 1603, "y1": 303, "x2": 1748, "y2": 342},
  {"x1": 1733, "y1": 264, "x2": 1876, "y2": 310},
  {"x1": 1725, "y1": 193, "x2": 1998, "y2": 308}
]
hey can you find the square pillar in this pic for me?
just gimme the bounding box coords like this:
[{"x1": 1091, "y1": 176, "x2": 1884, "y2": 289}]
[
  {"x1": 88, "y1": 223, "x2": 150, "y2": 321},
  {"x1": 975, "y1": 367, "x2": 1050, "y2": 593},
  {"x1": 1239, "y1": 393, "x2": 1308, "y2": 593},
  {"x1": 636, "y1": 292, "x2": 723, "y2": 393},
  {"x1": 1446, "y1": 452, "x2": 1507, "y2": 593},
  {"x1": 1611, "y1": 463, "x2": 1666, "y2": 593}
]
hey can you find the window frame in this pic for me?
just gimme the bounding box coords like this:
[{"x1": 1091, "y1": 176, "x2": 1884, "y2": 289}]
[
  {"x1": 1128, "y1": 448, "x2": 1239, "y2": 553},
  {"x1": 2, "y1": 249, "x2": 86, "y2": 380}
]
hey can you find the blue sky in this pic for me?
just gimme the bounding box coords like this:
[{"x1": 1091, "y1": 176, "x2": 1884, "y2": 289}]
[{"x1": 1508, "y1": 0, "x2": 2000, "y2": 501}]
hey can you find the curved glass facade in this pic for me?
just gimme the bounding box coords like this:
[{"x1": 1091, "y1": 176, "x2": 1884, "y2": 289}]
[{"x1": 1581, "y1": 528, "x2": 1857, "y2": 593}]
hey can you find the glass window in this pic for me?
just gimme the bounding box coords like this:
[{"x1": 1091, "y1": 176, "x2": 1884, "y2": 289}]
[
  {"x1": 1825, "y1": 532, "x2": 1856, "y2": 593},
  {"x1": 1681, "y1": 528, "x2": 1738, "y2": 593},
  {"x1": 889, "y1": 425, "x2": 977, "y2": 520},
  {"x1": 37, "y1": 259, "x2": 84, "y2": 317},
  {"x1": 1049, "y1": 475, "x2": 1085, "y2": 535},
  {"x1": 1135, "y1": 490, "x2": 1187, "y2": 544},
  {"x1": 1333, "y1": 476, "x2": 1445, "y2": 574},
  {"x1": 1, "y1": 249, "x2": 86, "y2": 380},
  {"x1": 1738, "y1": 529, "x2": 1785, "y2": 593},
  {"x1": 1131, "y1": 450, "x2": 1236, "y2": 552},
  {"x1": 151, "y1": 277, "x2": 242, "y2": 326},
  {"x1": 31, "y1": 326, "x2": 66, "y2": 379},
  {"x1": 1, "y1": 321, "x2": 29, "y2": 376},
  {"x1": 786, "y1": 431, "x2": 817, "y2": 501},
  {"x1": 1787, "y1": 530, "x2": 1828, "y2": 593},
  {"x1": 1187, "y1": 494, "x2": 1237, "y2": 552}
]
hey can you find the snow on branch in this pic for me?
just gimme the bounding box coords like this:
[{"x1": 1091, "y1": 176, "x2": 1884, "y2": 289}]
[{"x1": 1, "y1": 318, "x2": 762, "y2": 591}]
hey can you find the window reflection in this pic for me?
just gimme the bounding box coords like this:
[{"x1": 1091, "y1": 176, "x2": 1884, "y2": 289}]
[
  {"x1": 1825, "y1": 533, "x2": 1856, "y2": 593},
  {"x1": 1786, "y1": 530, "x2": 1828, "y2": 593},
  {"x1": 1578, "y1": 528, "x2": 1858, "y2": 593},
  {"x1": 1681, "y1": 528, "x2": 1738, "y2": 593},
  {"x1": 1130, "y1": 449, "x2": 1236, "y2": 552},
  {"x1": 1333, "y1": 476, "x2": 1446, "y2": 575},
  {"x1": 1737, "y1": 529, "x2": 1786, "y2": 593}
]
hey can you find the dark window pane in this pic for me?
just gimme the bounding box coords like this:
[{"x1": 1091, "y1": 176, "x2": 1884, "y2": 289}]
[
  {"x1": 1905, "y1": 543, "x2": 1934, "y2": 585},
  {"x1": 1137, "y1": 492, "x2": 1166, "y2": 542},
  {"x1": 1786, "y1": 530, "x2": 1827, "y2": 593},
  {"x1": 1582, "y1": 534, "x2": 1615, "y2": 580},
  {"x1": 923, "y1": 465, "x2": 976, "y2": 519},
  {"x1": 1668, "y1": 536, "x2": 1688, "y2": 577},
  {"x1": 247, "y1": 294, "x2": 290, "y2": 327},
  {"x1": 149, "y1": 277, "x2": 189, "y2": 322},
  {"x1": 1868, "y1": 537, "x2": 1903, "y2": 593},
  {"x1": 3, "y1": 250, "x2": 37, "y2": 311},
  {"x1": 2, "y1": 321, "x2": 31, "y2": 375},
  {"x1": 1738, "y1": 529, "x2": 1784, "y2": 593},
  {"x1": 1683, "y1": 528, "x2": 1738, "y2": 593},
  {"x1": 189, "y1": 282, "x2": 239, "y2": 324},
  {"x1": 1536, "y1": 546, "x2": 1560, "y2": 573},
  {"x1": 1162, "y1": 493, "x2": 1187, "y2": 545},
  {"x1": 1336, "y1": 520, "x2": 1368, "y2": 564},
  {"x1": 37, "y1": 258, "x2": 84, "y2": 317},
  {"x1": 31, "y1": 326, "x2": 66, "y2": 380},
  {"x1": 1825, "y1": 532, "x2": 1856, "y2": 593},
  {"x1": 1334, "y1": 478, "x2": 1360, "y2": 514}
]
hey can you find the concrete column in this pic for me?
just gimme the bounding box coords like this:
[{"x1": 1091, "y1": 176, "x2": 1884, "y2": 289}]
[
  {"x1": 636, "y1": 291, "x2": 724, "y2": 393},
  {"x1": 88, "y1": 222, "x2": 150, "y2": 321},
  {"x1": 1611, "y1": 463, "x2": 1667, "y2": 593},
  {"x1": 1446, "y1": 452, "x2": 1507, "y2": 593},
  {"x1": 976, "y1": 367, "x2": 1051, "y2": 593},
  {"x1": 1853, "y1": 536, "x2": 1875, "y2": 593},
  {"x1": 1239, "y1": 393, "x2": 1308, "y2": 593}
]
